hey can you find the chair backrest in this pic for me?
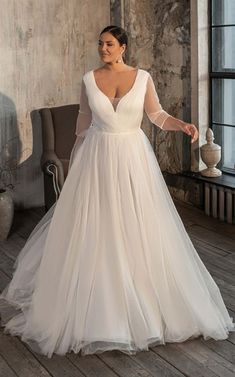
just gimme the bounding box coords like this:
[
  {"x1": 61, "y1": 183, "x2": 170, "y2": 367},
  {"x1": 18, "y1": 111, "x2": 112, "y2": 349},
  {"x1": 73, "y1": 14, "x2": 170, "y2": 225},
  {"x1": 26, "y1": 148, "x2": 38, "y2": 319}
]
[
  {"x1": 40, "y1": 104, "x2": 79, "y2": 177},
  {"x1": 50, "y1": 104, "x2": 79, "y2": 159}
]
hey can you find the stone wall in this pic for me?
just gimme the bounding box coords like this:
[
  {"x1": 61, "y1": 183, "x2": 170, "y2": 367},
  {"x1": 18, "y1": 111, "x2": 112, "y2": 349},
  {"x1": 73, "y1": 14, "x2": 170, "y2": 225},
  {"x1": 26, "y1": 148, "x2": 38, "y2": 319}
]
[
  {"x1": 111, "y1": 0, "x2": 191, "y2": 174},
  {"x1": 0, "y1": 0, "x2": 110, "y2": 208},
  {"x1": 152, "y1": 0, "x2": 191, "y2": 173},
  {"x1": 111, "y1": 0, "x2": 202, "y2": 205}
]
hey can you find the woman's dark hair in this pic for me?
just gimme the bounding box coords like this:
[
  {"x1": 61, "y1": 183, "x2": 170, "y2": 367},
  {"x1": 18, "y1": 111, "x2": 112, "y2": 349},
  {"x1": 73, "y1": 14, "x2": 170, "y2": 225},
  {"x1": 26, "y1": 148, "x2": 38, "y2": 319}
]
[{"x1": 100, "y1": 25, "x2": 128, "y2": 47}]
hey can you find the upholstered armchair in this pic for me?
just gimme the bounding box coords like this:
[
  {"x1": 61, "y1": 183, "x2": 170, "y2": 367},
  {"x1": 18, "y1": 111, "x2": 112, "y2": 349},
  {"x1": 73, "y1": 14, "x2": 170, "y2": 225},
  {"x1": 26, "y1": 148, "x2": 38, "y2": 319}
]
[{"x1": 40, "y1": 104, "x2": 79, "y2": 211}]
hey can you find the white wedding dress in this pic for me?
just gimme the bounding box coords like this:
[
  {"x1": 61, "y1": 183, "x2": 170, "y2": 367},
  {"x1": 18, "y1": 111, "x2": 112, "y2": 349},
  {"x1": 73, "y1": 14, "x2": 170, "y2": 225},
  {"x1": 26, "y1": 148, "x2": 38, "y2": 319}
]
[{"x1": 0, "y1": 68, "x2": 234, "y2": 358}]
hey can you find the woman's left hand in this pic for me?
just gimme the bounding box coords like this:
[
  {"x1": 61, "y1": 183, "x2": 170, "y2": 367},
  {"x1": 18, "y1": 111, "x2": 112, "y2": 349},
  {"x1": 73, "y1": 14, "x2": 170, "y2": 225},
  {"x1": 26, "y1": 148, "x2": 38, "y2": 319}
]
[{"x1": 182, "y1": 123, "x2": 199, "y2": 143}]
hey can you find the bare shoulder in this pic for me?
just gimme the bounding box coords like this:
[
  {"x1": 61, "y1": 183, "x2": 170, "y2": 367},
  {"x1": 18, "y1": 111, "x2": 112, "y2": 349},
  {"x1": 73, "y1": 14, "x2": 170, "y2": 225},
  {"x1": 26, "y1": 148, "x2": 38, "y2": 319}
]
[
  {"x1": 93, "y1": 67, "x2": 105, "y2": 78},
  {"x1": 123, "y1": 65, "x2": 139, "y2": 71}
]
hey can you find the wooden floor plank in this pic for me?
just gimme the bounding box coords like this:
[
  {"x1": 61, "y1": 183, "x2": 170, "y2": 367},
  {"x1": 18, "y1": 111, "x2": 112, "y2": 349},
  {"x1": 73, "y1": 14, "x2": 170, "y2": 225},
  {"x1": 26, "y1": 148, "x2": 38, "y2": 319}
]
[
  {"x1": 0, "y1": 269, "x2": 10, "y2": 292},
  {"x1": 199, "y1": 261, "x2": 235, "y2": 286},
  {"x1": 227, "y1": 309, "x2": 235, "y2": 346},
  {"x1": 0, "y1": 332, "x2": 52, "y2": 377},
  {"x1": 175, "y1": 201, "x2": 235, "y2": 240},
  {"x1": 10, "y1": 210, "x2": 42, "y2": 240},
  {"x1": 128, "y1": 349, "x2": 186, "y2": 377},
  {"x1": 176, "y1": 339, "x2": 235, "y2": 377},
  {"x1": 196, "y1": 248, "x2": 235, "y2": 275},
  {"x1": 0, "y1": 354, "x2": 17, "y2": 377},
  {"x1": 188, "y1": 225, "x2": 235, "y2": 254},
  {"x1": 191, "y1": 236, "x2": 230, "y2": 258},
  {"x1": 152, "y1": 343, "x2": 219, "y2": 377},
  {"x1": 27, "y1": 350, "x2": 85, "y2": 377},
  {"x1": 215, "y1": 289, "x2": 235, "y2": 313},
  {"x1": 67, "y1": 353, "x2": 120, "y2": 377},
  {"x1": 228, "y1": 336, "x2": 235, "y2": 346},
  {"x1": 225, "y1": 253, "x2": 235, "y2": 263},
  {"x1": 200, "y1": 338, "x2": 235, "y2": 365},
  {"x1": 0, "y1": 252, "x2": 15, "y2": 278},
  {"x1": 0, "y1": 233, "x2": 26, "y2": 260},
  {"x1": 213, "y1": 276, "x2": 235, "y2": 297},
  {"x1": 97, "y1": 351, "x2": 154, "y2": 377}
]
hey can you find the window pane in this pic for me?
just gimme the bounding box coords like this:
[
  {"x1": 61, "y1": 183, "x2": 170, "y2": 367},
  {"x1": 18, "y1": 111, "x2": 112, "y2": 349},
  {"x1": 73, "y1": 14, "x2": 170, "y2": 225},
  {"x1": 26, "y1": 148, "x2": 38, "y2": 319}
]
[
  {"x1": 212, "y1": 78, "x2": 235, "y2": 126},
  {"x1": 212, "y1": 0, "x2": 235, "y2": 25},
  {"x1": 212, "y1": 26, "x2": 235, "y2": 71},
  {"x1": 213, "y1": 124, "x2": 235, "y2": 171}
]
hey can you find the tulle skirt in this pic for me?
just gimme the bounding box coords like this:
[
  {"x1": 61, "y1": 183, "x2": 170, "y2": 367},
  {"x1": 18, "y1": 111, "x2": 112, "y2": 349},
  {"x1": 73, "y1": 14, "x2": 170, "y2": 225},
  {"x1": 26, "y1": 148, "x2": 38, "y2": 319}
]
[{"x1": 0, "y1": 125, "x2": 234, "y2": 358}]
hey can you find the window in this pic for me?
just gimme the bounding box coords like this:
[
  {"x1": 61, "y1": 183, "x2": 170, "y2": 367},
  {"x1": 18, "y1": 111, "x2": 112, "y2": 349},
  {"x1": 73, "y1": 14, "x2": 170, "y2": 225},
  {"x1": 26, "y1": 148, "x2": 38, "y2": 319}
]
[{"x1": 210, "y1": 0, "x2": 235, "y2": 174}]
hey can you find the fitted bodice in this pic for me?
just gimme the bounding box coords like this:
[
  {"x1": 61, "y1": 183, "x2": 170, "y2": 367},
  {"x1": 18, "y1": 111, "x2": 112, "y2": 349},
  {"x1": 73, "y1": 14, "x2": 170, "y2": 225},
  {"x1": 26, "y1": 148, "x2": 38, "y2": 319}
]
[{"x1": 83, "y1": 69, "x2": 150, "y2": 134}]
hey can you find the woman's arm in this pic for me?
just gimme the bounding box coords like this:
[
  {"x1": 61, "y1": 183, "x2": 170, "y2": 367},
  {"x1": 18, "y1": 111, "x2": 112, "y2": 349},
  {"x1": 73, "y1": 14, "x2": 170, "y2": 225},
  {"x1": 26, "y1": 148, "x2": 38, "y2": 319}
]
[
  {"x1": 144, "y1": 74, "x2": 199, "y2": 143},
  {"x1": 75, "y1": 78, "x2": 92, "y2": 139},
  {"x1": 68, "y1": 78, "x2": 92, "y2": 170}
]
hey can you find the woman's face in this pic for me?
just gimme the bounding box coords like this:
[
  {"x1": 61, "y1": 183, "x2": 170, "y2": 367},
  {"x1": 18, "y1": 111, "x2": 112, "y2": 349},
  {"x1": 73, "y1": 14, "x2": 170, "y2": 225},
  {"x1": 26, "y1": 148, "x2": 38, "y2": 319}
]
[{"x1": 98, "y1": 32, "x2": 126, "y2": 64}]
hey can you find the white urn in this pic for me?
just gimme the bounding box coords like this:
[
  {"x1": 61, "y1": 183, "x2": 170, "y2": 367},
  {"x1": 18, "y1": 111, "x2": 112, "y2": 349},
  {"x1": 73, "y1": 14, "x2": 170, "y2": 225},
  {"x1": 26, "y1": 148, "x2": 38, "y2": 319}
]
[{"x1": 200, "y1": 128, "x2": 222, "y2": 177}]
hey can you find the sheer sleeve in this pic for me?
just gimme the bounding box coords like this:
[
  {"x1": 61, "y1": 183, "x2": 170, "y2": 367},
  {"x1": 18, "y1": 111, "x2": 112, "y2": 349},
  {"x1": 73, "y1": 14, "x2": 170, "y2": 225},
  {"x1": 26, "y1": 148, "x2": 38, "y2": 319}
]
[
  {"x1": 144, "y1": 74, "x2": 171, "y2": 129},
  {"x1": 68, "y1": 78, "x2": 92, "y2": 171},
  {"x1": 75, "y1": 78, "x2": 92, "y2": 137}
]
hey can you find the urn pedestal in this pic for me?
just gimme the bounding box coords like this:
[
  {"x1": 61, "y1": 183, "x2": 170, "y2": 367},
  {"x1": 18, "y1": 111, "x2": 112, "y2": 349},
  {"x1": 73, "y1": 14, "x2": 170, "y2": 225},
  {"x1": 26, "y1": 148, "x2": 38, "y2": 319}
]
[{"x1": 200, "y1": 128, "x2": 222, "y2": 177}]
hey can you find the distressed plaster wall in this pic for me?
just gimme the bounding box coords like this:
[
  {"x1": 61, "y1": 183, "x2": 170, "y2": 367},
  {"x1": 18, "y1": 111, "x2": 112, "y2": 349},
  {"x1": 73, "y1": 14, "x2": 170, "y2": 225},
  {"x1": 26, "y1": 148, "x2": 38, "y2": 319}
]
[
  {"x1": 111, "y1": 0, "x2": 200, "y2": 205},
  {"x1": 111, "y1": 0, "x2": 191, "y2": 174},
  {"x1": 152, "y1": 0, "x2": 191, "y2": 174},
  {"x1": 0, "y1": 0, "x2": 110, "y2": 208}
]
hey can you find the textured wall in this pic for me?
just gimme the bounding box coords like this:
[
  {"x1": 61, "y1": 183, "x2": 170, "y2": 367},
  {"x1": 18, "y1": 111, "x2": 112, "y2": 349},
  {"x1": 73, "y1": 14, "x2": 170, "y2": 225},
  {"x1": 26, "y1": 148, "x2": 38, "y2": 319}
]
[
  {"x1": 152, "y1": 0, "x2": 191, "y2": 173},
  {"x1": 0, "y1": 0, "x2": 110, "y2": 208},
  {"x1": 111, "y1": 0, "x2": 191, "y2": 173}
]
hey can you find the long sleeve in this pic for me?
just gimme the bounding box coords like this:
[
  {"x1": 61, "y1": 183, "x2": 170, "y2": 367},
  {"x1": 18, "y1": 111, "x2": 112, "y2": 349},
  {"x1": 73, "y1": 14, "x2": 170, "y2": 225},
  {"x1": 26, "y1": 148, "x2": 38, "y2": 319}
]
[
  {"x1": 144, "y1": 74, "x2": 171, "y2": 129},
  {"x1": 68, "y1": 78, "x2": 92, "y2": 171},
  {"x1": 75, "y1": 78, "x2": 92, "y2": 137}
]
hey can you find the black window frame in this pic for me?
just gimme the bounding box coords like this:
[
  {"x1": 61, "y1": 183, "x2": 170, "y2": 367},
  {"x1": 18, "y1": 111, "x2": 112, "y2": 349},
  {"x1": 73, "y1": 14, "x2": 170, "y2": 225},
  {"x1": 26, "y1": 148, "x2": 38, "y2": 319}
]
[{"x1": 209, "y1": 0, "x2": 235, "y2": 175}]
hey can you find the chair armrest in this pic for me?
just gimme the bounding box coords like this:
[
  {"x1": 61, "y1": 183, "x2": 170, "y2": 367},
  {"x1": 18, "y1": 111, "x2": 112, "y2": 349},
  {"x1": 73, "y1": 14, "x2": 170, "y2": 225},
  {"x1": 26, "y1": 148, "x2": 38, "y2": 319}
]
[
  {"x1": 41, "y1": 150, "x2": 65, "y2": 188},
  {"x1": 43, "y1": 161, "x2": 62, "y2": 201}
]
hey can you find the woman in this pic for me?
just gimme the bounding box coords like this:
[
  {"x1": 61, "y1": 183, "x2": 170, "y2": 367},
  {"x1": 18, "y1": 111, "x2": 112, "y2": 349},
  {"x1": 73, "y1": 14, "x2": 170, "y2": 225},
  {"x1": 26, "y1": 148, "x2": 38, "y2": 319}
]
[{"x1": 0, "y1": 25, "x2": 234, "y2": 358}]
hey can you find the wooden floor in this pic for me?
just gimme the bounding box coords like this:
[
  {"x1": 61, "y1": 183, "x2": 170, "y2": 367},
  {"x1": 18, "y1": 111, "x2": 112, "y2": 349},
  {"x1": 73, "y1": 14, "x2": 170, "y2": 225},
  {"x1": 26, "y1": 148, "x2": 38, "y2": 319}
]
[{"x1": 0, "y1": 201, "x2": 234, "y2": 377}]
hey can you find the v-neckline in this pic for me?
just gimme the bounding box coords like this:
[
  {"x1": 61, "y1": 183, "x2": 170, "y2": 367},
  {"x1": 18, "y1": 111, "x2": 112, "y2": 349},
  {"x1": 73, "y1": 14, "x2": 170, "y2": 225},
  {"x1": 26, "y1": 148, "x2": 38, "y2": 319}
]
[{"x1": 91, "y1": 69, "x2": 140, "y2": 113}]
